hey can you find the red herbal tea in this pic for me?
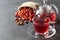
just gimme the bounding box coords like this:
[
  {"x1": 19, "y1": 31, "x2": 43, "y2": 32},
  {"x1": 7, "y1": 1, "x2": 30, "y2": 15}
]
[{"x1": 33, "y1": 17, "x2": 49, "y2": 34}]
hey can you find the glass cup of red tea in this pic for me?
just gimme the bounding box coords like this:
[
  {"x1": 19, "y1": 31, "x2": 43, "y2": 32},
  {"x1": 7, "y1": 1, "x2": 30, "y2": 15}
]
[{"x1": 33, "y1": 15, "x2": 56, "y2": 38}]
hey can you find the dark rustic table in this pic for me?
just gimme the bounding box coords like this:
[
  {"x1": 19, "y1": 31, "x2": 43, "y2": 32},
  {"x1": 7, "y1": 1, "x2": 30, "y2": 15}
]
[{"x1": 0, "y1": 0, "x2": 60, "y2": 40}]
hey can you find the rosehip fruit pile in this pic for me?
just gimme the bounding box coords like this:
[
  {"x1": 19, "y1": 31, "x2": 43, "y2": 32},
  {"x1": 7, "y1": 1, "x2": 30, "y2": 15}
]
[{"x1": 15, "y1": 7, "x2": 36, "y2": 25}]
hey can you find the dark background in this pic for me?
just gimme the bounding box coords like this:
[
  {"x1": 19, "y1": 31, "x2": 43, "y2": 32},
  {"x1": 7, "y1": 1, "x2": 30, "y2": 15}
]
[{"x1": 0, "y1": 0, "x2": 60, "y2": 40}]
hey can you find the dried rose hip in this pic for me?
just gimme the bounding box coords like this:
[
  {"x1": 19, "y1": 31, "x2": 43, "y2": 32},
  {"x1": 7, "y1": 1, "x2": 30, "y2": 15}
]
[{"x1": 15, "y1": 7, "x2": 36, "y2": 25}]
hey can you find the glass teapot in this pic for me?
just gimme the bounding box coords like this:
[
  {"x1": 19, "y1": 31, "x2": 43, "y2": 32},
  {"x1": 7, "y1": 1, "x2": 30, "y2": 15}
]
[{"x1": 27, "y1": 0, "x2": 59, "y2": 38}]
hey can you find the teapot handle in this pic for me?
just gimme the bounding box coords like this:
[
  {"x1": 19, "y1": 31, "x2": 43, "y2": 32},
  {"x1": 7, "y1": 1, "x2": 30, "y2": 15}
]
[{"x1": 50, "y1": 4, "x2": 59, "y2": 14}]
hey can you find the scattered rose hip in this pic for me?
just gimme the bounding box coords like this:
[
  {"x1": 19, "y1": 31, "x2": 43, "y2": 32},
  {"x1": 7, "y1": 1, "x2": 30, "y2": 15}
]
[{"x1": 15, "y1": 7, "x2": 36, "y2": 25}]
